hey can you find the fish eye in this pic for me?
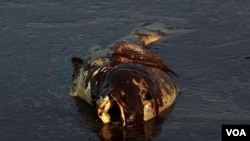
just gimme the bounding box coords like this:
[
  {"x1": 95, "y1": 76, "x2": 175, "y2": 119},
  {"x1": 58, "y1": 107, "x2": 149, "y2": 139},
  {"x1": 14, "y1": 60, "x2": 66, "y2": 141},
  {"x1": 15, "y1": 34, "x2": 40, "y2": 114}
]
[{"x1": 144, "y1": 92, "x2": 152, "y2": 100}]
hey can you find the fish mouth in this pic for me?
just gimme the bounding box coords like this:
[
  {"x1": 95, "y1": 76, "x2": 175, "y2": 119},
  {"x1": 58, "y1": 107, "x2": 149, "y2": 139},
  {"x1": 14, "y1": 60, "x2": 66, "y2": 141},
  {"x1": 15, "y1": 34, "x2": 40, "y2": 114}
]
[{"x1": 97, "y1": 96, "x2": 125, "y2": 126}]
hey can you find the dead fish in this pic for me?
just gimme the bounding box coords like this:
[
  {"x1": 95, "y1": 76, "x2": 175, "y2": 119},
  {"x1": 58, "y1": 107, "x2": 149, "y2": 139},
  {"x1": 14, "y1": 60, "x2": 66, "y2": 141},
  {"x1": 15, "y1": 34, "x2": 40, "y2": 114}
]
[{"x1": 70, "y1": 25, "x2": 179, "y2": 127}]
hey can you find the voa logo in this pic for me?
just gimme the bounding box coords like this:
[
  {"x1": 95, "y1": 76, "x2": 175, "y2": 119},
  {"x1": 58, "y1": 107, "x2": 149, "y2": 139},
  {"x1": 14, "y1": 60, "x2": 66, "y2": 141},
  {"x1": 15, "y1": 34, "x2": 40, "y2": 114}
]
[{"x1": 226, "y1": 129, "x2": 246, "y2": 136}]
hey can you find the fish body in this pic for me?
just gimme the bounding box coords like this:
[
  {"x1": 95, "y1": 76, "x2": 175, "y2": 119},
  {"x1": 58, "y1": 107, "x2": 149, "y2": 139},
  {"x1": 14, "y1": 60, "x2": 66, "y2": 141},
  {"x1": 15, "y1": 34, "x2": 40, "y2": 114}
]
[{"x1": 70, "y1": 25, "x2": 179, "y2": 127}]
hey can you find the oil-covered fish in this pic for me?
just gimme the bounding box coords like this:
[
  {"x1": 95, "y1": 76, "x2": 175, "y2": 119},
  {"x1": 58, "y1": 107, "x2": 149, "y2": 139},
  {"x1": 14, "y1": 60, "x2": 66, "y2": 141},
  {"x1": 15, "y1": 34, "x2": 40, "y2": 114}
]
[{"x1": 70, "y1": 25, "x2": 179, "y2": 127}]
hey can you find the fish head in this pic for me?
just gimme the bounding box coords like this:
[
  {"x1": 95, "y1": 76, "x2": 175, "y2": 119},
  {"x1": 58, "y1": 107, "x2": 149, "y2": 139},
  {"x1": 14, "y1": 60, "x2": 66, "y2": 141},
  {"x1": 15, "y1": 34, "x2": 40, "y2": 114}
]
[{"x1": 96, "y1": 64, "x2": 168, "y2": 127}]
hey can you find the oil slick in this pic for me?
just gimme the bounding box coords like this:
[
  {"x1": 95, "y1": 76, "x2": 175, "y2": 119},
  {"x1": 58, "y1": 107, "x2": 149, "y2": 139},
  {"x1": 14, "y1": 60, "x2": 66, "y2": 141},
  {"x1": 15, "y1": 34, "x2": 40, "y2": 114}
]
[{"x1": 70, "y1": 23, "x2": 179, "y2": 127}]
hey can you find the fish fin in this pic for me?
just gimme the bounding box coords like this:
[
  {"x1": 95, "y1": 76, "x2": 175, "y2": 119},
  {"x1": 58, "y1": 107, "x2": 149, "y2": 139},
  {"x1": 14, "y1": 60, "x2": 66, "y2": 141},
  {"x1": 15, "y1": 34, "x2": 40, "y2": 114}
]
[
  {"x1": 133, "y1": 29, "x2": 163, "y2": 47},
  {"x1": 71, "y1": 57, "x2": 86, "y2": 70},
  {"x1": 112, "y1": 45, "x2": 178, "y2": 78}
]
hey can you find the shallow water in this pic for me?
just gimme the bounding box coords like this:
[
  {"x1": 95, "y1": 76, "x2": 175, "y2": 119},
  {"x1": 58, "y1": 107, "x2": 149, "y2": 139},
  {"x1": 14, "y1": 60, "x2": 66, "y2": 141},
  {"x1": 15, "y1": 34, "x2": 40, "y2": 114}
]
[{"x1": 1, "y1": 0, "x2": 250, "y2": 141}]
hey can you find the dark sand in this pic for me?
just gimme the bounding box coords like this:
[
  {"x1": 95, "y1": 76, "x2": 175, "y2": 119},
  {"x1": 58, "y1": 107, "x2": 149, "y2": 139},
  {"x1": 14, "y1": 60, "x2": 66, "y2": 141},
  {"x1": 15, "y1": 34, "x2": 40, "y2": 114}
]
[{"x1": 0, "y1": 0, "x2": 249, "y2": 141}]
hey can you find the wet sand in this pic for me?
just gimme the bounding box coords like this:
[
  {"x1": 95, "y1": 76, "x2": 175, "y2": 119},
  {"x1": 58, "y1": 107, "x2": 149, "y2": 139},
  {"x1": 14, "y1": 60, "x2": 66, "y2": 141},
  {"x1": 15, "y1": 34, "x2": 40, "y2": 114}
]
[{"x1": 0, "y1": 0, "x2": 250, "y2": 141}]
